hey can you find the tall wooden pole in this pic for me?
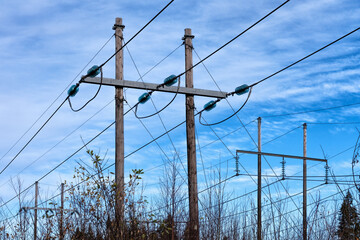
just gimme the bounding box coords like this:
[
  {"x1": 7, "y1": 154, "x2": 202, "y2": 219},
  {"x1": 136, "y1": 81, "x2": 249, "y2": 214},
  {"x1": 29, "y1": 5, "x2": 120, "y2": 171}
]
[
  {"x1": 59, "y1": 183, "x2": 64, "y2": 240},
  {"x1": 303, "y1": 123, "x2": 307, "y2": 240},
  {"x1": 34, "y1": 181, "x2": 38, "y2": 240},
  {"x1": 257, "y1": 117, "x2": 262, "y2": 240},
  {"x1": 114, "y1": 17, "x2": 125, "y2": 236},
  {"x1": 184, "y1": 28, "x2": 199, "y2": 240}
]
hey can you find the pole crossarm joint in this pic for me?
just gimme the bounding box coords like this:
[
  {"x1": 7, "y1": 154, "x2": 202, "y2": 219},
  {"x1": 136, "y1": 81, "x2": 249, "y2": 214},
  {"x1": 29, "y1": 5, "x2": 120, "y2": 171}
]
[
  {"x1": 236, "y1": 150, "x2": 327, "y2": 162},
  {"x1": 82, "y1": 77, "x2": 228, "y2": 98}
]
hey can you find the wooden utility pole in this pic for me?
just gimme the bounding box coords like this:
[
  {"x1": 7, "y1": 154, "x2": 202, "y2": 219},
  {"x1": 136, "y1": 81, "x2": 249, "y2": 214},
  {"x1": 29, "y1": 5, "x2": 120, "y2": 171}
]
[
  {"x1": 114, "y1": 17, "x2": 125, "y2": 234},
  {"x1": 257, "y1": 117, "x2": 262, "y2": 240},
  {"x1": 82, "y1": 26, "x2": 228, "y2": 240},
  {"x1": 34, "y1": 181, "x2": 38, "y2": 240},
  {"x1": 303, "y1": 123, "x2": 307, "y2": 240},
  {"x1": 184, "y1": 28, "x2": 199, "y2": 240},
  {"x1": 59, "y1": 183, "x2": 64, "y2": 240}
]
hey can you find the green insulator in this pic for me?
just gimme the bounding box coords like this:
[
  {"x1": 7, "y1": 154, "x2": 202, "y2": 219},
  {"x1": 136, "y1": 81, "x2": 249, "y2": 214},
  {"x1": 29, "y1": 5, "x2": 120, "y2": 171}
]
[
  {"x1": 138, "y1": 92, "x2": 151, "y2": 104},
  {"x1": 204, "y1": 100, "x2": 217, "y2": 111},
  {"x1": 163, "y1": 74, "x2": 178, "y2": 87},
  {"x1": 68, "y1": 84, "x2": 79, "y2": 97},
  {"x1": 87, "y1": 65, "x2": 101, "y2": 78},
  {"x1": 235, "y1": 84, "x2": 249, "y2": 95}
]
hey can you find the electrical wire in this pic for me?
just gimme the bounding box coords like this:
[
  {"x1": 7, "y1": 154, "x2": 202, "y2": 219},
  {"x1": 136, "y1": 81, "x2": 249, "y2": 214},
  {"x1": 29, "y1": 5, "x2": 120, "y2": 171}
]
[
  {"x1": 124, "y1": 101, "x2": 187, "y2": 186},
  {"x1": 124, "y1": 42, "x2": 188, "y2": 177},
  {"x1": 0, "y1": 1, "x2": 175, "y2": 178},
  {"x1": 68, "y1": 68, "x2": 103, "y2": 112},
  {"x1": 67, "y1": 0, "x2": 175, "y2": 112},
  {"x1": 173, "y1": 0, "x2": 290, "y2": 82},
  {"x1": 6, "y1": 121, "x2": 354, "y2": 224},
  {"x1": 262, "y1": 101, "x2": 360, "y2": 118},
  {"x1": 0, "y1": 99, "x2": 114, "y2": 189},
  {"x1": 134, "y1": 76, "x2": 181, "y2": 119},
  {"x1": 79, "y1": 0, "x2": 175, "y2": 80},
  {"x1": 199, "y1": 116, "x2": 303, "y2": 228},
  {"x1": 198, "y1": 87, "x2": 252, "y2": 126},
  {"x1": 122, "y1": 0, "x2": 290, "y2": 116},
  {"x1": 0, "y1": 97, "x2": 191, "y2": 209},
  {"x1": 9, "y1": 105, "x2": 212, "y2": 210},
  {"x1": 308, "y1": 121, "x2": 360, "y2": 125},
  {"x1": 249, "y1": 27, "x2": 360, "y2": 88},
  {"x1": 122, "y1": 36, "x2": 183, "y2": 120},
  {"x1": 192, "y1": 40, "x2": 303, "y2": 221},
  {"x1": 0, "y1": 34, "x2": 114, "y2": 165},
  {"x1": 0, "y1": 97, "x2": 69, "y2": 176},
  {"x1": 0, "y1": 44, "x2": 186, "y2": 210}
]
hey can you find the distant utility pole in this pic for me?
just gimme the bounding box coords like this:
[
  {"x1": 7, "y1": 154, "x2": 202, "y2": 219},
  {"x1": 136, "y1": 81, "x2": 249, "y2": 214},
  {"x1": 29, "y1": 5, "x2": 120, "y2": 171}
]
[
  {"x1": 22, "y1": 182, "x2": 71, "y2": 240},
  {"x1": 237, "y1": 122, "x2": 326, "y2": 240},
  {"x1": 303, "y1": 123, "x2": 307, "y2": 240},
  {"x1": 184, "y1": 28, "x2": 199, "y2": 240},
  {"x1": 113, "y1": 17, "x2": 125, "y2": 237},
  {"x1": 34, "y1": 181, "x2": 38, "y2": 240},
  {"x1": 257, "y1": 117, "x2": 261, "y2": 240},
  {"x1": 59, "y1": 183, "x2": 65, "y2": 240},
  {"x1": 82, "y1": 24, "x2": 228, "y2": 240}
]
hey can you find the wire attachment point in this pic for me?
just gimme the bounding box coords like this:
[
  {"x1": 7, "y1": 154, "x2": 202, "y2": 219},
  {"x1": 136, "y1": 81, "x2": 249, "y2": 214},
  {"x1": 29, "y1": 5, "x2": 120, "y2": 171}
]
[
  {"x1": 199, "y1": 87, "x2": 252, "y2": 126},
  {"x1": 203, "y1": 100, "x2": 217, "y2": 112},
  {"x1": 67, "y1": 84, "x2": 79, "y2": 97},
  {"x1": 138, "y1": 92, "x2": 152, "y2": 104},
  {"x1": 87, "y1": 65, "x2": 101, "y2": 78},
  {"x1": 163, "y1": 74, "x2": 178, "y2": 87},
  {"x1": 234, "y1": 84, "x2": 249, "y2": 96}
]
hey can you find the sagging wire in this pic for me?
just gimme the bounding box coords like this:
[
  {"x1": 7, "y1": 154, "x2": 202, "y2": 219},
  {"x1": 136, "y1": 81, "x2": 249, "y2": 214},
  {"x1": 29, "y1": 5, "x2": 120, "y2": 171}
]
[
  {"x1": 199, "y1": 87, "x2": 252, "y2": 126},
  {"x1": 134, "y1": 75, "x2": 181, "y2": 119},
  {"x1": 132, "y1": 0, "x2": 289, "y2": 121},
  {"x1": 68, "y1": 67, "x2": 103, "y2": 112}
]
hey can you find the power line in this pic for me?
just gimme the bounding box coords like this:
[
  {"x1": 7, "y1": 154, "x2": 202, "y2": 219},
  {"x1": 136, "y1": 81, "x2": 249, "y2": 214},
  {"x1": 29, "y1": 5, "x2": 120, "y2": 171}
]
[
  {"x1": 199, "y1": 88, "x2": 252, "y2": 126},
  {"x1": 307, "y1": 121, "x2": 360, "y2": 125},
  {"x1": 124, "y1": 42, "x2": 188, "y2": 178},
  {"x1": 0, "y1": 79, "x2": 199, "y2": 209},
  {"x1": 6, "y1": 0, "x2": 291, "y2": 185},
  {"x1": 0, "y1": 99, "x2": 114, "y2": 189},
  {"x1": 0, "y1": 1, "x2": 175, "y2": 178},
  {"x1": 262, "y1": 102, "x2": 360, "y2": 118},
  {"x1": 0, "y1": 42, "x2": 187, "y2": 210},
  {"x1": 249, "y1": 27, "x2": 360, "y2": 88},
  {"x1": 248, "y1": 169, "x2": 360, "y2": 233},
  {"x1": 193, "y1": 38, "x2": 306, "y2": 221},
  {"x1": 193, "y1": 41, "x2": 304, "y2": 226},
  {"x1": 0, "y1": 34, "x2": 114, "y2": 165},
  {"x1": 0, "y1": 39, "x2": 181, "y2": 187},
  {"x1": 174, "y1": 0, "x2": 290, "y2": 82},
  {"x1": 2, "y1": 120, "x2": 354, "y2": 222},
  {"x1": 85, "y1": 0, "x2": 175, "y2": 77},
  {"x1": 0, "y1": 97, "x2": 69, "y2": 176}
]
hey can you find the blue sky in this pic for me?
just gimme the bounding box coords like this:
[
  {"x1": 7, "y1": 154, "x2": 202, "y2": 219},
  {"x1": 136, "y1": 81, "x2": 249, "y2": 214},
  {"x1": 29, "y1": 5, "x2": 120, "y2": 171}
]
[{"x1": 1, "y1": 0, "x2": 360, "y2": 217}]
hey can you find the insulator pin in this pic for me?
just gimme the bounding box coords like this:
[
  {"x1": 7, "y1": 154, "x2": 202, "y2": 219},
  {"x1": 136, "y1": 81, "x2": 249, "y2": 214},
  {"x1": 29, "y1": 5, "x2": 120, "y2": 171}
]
[
  {"x1": 68, "y1": 84, "x2": 79, "y2": 97},
  {"x1": 234, "y1": 84, "x2": 249, "y2": 96},
  {"x1": 204, "y1": 100, "x2": 217, "y2": 111},
  {"x1": 163, "y1": 75, "x2": 178, "y2": 87},
  {"x1": 138, "y1": 92, "x2": 151, "y2": 104},
  {"x1": 87, "y1": 65, "x2": 101, "y2": 78}
]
